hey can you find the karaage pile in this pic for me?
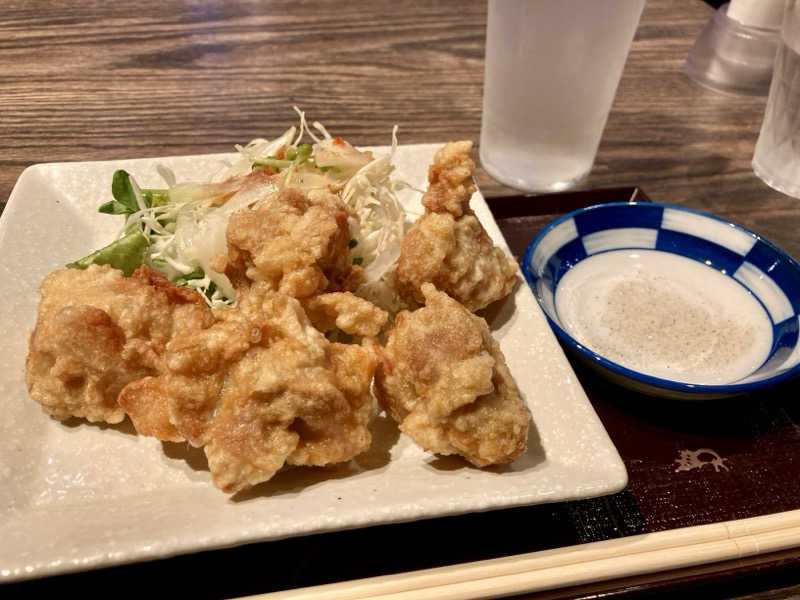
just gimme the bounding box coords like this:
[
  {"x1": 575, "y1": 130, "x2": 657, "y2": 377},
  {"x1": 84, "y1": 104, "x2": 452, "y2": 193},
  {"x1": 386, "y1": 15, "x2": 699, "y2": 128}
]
[
  {"x1": 26, "y1": 264, "x2": 213, "y2": 424},
  {"x1": 25, "y1": 137, "x2": 531, "y2": 494}
]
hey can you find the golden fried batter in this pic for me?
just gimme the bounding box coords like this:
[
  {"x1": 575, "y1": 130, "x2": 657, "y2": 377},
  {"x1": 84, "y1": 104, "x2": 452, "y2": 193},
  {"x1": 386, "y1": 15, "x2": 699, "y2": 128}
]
[
  {"x1": 132, "y1": 293, "x2": 377, "y2": 493},
  {"x1": 25, "y1": 264, "x2": 213, "y2": 423},
  {"x1": 301, "y1": 292, "x2": 389, "y2": 337},
  {"x1": 27, "y1": 184, "x2": 383, "y2": 494},
  {"x1": 25, "y1": 138, "x2": 530, "y2": 495},
  {"x1": 372, "y1": 283, "x2": 530, "y2": 467},
  {"x1": 117, "y1": 376, "x2": 185, "y2": 442},
  {"x1": 420, "y1": 140, "x2": 477, "y2": 218},
  {"x1": 224, "y1": 187, "x2": 363, "y2": 297},
  {"x1": 395, "y1": 141, "x2": 517, "y2": 312}
]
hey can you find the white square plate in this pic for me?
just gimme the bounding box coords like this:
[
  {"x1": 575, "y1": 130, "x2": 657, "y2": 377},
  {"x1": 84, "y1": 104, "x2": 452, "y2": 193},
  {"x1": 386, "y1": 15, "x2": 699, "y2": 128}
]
[{"x1": 0, "y1": 144, "x2": 627, "y2": 582}]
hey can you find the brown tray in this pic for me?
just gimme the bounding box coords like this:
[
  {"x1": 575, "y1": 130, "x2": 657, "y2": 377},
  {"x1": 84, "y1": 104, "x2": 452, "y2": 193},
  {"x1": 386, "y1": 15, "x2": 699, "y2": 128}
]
[
  {"x1": 487, "y1": 188, "x2": 800, "y2": 529},
  {"x1": 6, "y1": 187, "x2": 800, "y2": 599}
]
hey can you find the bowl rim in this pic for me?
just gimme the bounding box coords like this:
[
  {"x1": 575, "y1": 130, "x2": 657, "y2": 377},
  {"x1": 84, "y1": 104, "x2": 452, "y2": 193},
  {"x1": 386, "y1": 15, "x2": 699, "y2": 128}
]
[{"x1": 521, "y1": 201, "x2": 800, "y2": 397}]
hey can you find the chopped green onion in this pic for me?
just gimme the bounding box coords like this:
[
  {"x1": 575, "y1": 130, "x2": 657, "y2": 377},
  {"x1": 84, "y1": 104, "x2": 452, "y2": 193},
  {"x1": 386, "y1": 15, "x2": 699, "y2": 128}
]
[
  {"x1": 253, "y1": 158, "x2": 293, "y2": 170},
  {"x1": 296, "y1": 143, "x2": 312, "y2": 159},
  {"x1": 173, "y1": 266, "x2": 205, "y2": 286}
]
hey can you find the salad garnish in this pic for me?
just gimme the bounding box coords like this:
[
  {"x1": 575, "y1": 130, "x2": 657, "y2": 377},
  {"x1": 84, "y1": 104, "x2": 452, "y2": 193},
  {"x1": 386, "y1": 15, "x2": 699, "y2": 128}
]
[{"x1": 68, "y1": 108, "x2": 410, "y2": 309}]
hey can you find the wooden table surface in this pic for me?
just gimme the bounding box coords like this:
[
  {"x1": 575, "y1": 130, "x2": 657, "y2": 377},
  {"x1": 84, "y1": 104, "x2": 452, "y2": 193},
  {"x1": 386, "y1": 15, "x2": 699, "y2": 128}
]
[
  {"x1": 3, "y1": 0, "x2": 797, "y2": 263},
  {"x1": 3, "y1": 1, "x2": 800, "y2": 599}
]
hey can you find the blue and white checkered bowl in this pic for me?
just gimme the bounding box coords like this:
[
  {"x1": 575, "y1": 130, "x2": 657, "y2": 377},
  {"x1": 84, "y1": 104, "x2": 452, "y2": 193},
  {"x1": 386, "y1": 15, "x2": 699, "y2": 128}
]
[{"x1": 521, "y1": 202, "x2": 800, "y2": 399}]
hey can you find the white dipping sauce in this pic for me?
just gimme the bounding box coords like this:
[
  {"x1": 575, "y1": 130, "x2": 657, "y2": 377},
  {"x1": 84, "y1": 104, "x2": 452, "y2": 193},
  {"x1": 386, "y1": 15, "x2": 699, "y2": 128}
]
[{"x1": 554, "y1": 250, "x2": 773, "y2": 385}]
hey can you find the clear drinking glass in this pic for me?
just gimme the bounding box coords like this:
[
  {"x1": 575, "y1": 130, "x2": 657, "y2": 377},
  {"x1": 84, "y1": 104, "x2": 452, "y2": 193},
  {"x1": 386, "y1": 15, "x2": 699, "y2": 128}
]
[
  {"x1": 752, "y1": 0, "x2": 800, "y2": 198},
  {"x1": 479, "y1": 0, "x2": 645, "y2": 193}
]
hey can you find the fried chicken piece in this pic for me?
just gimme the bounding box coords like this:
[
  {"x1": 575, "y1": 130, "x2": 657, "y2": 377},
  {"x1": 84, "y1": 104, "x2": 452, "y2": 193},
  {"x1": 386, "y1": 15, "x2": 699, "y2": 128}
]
[
  {"x1": 301, "y1": 292, "x2": 389, "y2": 337},
  {"x1": 372, "y1": 284, "x2": 530, "y2": 467},
  {"x1": 223, "y1": 186, "x2": 364, "y2": 298},
  {"x1": 420, "y1": 140, "x2": 477, "y2": 218},
  {"x1": 395, "y1": 141, "x2": 517, "y2": 312},
  {"x1": 25, "y1": 264, "x2": 213, "y2": 423},
  {"x1": 125, "y1": 292, "x2": 377, "y2": 494},
  {"x1": 396, "y1": 212, "x2": 518, "y2": 313},
  {"x1": 117, "y1": 376, "x2": 185, "y2": 442}
]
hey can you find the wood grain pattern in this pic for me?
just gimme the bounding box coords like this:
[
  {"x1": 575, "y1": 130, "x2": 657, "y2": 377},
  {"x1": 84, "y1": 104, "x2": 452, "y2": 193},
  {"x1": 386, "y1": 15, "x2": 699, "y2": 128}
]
[
  {"x1": 3, "y1": 2, "x2": 800, "y2": 599},
  {"x1": 2, "y1": 0, "x2": 796, "y2": 259}
]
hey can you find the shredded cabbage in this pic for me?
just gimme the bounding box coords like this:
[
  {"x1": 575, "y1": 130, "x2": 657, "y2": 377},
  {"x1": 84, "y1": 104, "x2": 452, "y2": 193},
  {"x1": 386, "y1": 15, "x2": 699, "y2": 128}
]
[
  {"x1": 81, "y1": 107, "x2": 410, "y2": 311},
  {"x1": 340, "y1": 127, "x2": 409, "y2": 312}
]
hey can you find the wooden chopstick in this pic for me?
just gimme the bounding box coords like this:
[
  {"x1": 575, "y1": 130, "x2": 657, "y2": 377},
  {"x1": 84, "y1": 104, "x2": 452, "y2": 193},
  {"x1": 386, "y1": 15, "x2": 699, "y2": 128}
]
[{"x1": 242, "y1": 509, "x2": 800, "y2": 600}]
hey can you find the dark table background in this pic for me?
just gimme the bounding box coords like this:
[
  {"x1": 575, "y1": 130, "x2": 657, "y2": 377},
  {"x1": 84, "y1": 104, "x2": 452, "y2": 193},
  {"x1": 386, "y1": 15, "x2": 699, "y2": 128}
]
[
  {"x1": 3, "y1": 1, "x2": 800, "y2": 598},
  {"x1": 2, "y1": 0, "x2": 798, "y2": 264}
]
